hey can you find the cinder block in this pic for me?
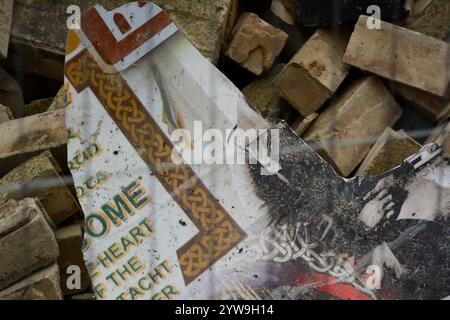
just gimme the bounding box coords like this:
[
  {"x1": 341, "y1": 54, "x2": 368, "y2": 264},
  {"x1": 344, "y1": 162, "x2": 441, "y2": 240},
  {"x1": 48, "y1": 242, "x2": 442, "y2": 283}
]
[
  {"x1": 304, "y1": 76, "x2": 403, "y2": 177},
  {"x1": 275, "y1": 29, "x2": 350, "y2": 117},
  {"x1": 0, "y1": 151, "x2": 80, "y2": 225},
  {"x1": 0, "y1": 109, "x2": 67, "y2": 177},
  {"x1": 344, "y1": 15, "x2": 450, "y2": 97},
  {"x1": 0, "y1": 198, "x2": 59, "y2": 291},
  {"x1": 0, "y1": 263, "x2": 62, "y2": 300},
  {"x1": 226, "y1": 12, "x2": 288, "y2": 75}
]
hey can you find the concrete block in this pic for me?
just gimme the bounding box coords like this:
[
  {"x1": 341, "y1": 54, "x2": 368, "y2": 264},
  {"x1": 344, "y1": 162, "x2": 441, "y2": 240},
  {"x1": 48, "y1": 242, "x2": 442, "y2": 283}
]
[
  {"x1": 0, "y1": 109, "x2": 67, "y2": 177},
  {"x1": 0, "y1": 151, "x2": 79, "y2": 225},
  {"x1": 304, "y1": 76, "x2": 403, "y2": 177},
  {"x1": 344, "y1": 15, "x2": 450, "y2": 97},
  {"x1": 0, "y1": 263, "x2": 62, "y2": 300},
  {"x1": 275, "y1": 28, "x2": 350, "y2": 117},
  {"x1": 0, "y1": 198, "x2": 59, "y2": 291}
]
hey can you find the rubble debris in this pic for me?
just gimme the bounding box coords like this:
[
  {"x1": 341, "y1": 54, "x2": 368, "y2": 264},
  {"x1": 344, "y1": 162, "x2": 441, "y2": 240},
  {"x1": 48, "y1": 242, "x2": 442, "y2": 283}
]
[
  {"x1": 226, "y1": 12, "x2": 288, "y2": 75},
  {"x1": 0, "y1": 109, "x2": 67, "y2": 177},
  {"x1": 242, "y1": 64, "x2": 286, "y2": 118},
  {"x1": 62, "y1": 2, "x2": 450, "y2": 301},
  {"x1": 427, "y1": 121, "x2": 450, "y2": 155},
  {"x1": 0, "y1": 66, "x2": 24, "y2": 118},
  {"x1": 56, "y1": 224, "x2": 90, "y2": 295},
  {"x1": 0, "y1": 151, "x2": 79, "y2": 225},
  {"x1": 0, "y1": 0, "x2": 13, "y2": 60},
  {"x1": 393, "y1": 84, "x2": 450, "y2": 122},
  {"x1": 291, "y1": 113, "x2": 318, "y2": 137},
  {"x1": 295, "y1": 0, "x2": 409, "y2": 26},
  {"x1": 0, "y1": 104, "x2": 13, "y2": 123},
  {"x1": 343, "y1": 15, "x2": 450, "y2": 98},
  {"x1": 275, "y1": 29, "x2": 350, "y2": 117},
  {"x1": 0, "y1": 198, "x2": 59, "y2": 291},
  {"x1": 304, "y1": 76, "x2": 403, "y2": 177},
  {"x1": 24, "y1": 98, "x2": 53, "y2": 117},
  {"x1": 356, "y1": 127, "x2": 422, "y2": 176},
  {"x1": 0, "y1": 263, "x2": 62, "y2": 300},
  {"x1": 405, "y1": 0, "x2": 450, "y2": 39},
  {"x1": 271, "y1": 0, "x2": 297, "y2": 25}
]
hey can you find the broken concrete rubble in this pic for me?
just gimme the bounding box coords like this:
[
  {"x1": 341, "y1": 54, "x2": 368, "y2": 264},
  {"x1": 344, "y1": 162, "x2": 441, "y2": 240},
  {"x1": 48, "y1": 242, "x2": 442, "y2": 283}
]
[
  {"x1": 0, "y1": 198, "x2": 59, "y2": 291},
  {"x1": 344, "y1": 15, "x2": 450, "y2": 98},
  {"x1": 0, "y1": 0, "x2": 449, "y2": 301},
  {"x1": 226, "y1": 12, "x2": 288, "y2": 75},
  {"x1": 356, "y1": 127, "x2": 422, "y2": 176},
  {"x1": 0, "y1": 263, "x2": 62, "y2": 300},
  {"x1": 0, "y1": 0, "x2": 13, "y2": 60},
  {"x1": 304, "y1": 76, "x2": 403, "y2": 177},
  {"x1": 275, "y1": 28, "x2": 350, "y2": 117},
  {"x1": 0, "y1": 151, "x2": 79, "y2": 225},
  {"x1": 0, "y1": 109, "x2": 67, "y2": 177}
]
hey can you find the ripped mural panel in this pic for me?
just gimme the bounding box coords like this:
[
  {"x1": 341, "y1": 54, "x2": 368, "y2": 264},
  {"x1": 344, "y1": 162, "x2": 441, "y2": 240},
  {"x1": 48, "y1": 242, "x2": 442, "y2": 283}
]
[{"x1": 64, "y1": 2, "x2": 450, "y2": 300}]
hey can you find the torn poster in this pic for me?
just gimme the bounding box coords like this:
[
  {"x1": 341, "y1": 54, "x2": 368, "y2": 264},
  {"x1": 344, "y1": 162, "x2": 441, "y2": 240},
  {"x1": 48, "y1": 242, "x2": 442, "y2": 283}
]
[{"x1": 65, "y1": 2, "x2": 450, "y2": 300}]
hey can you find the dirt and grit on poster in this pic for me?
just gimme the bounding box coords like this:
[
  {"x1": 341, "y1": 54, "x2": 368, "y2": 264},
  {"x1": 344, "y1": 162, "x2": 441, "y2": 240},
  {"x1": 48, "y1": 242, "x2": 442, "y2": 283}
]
[{"x1": 64, "y1": 2, "x2": 450, "y2": 300}]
